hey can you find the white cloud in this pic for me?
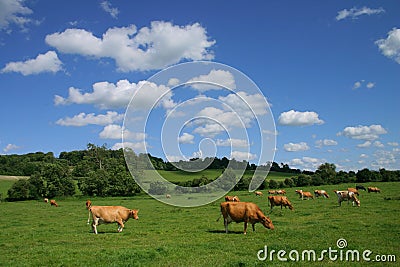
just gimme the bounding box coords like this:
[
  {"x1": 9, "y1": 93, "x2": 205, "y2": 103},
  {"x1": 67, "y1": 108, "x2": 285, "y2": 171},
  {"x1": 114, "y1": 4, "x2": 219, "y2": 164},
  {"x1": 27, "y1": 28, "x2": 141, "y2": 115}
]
[
  {"x1": 3, "y1": 143, "x2": 20, "y2": 153},
  {"x1": 230, "y1": 151, "x2": 257, "y2": 161},
  {"x1": 289, "y1": 157, "x2": 325, "y2": 171},
  {"x1": 45, "y1": 21, "x2": 215, "y2": 72},
  {"x1": 111, "y1": 141, "x2": 147, "y2": 153},
  {"x1": 178, "y1": 133, "x2": 195, "y2": 144},
  {"x1": 54, "y1": 79, "x2": 174, "y2": 110},
  {"x1": 219, "y1": 91, "x2": 270, "y2": 117},
  {"x1": 338, "y1": 124, "x2": 387, "y2": 141},
  {"x1": 193, "y1": 122, "x2": 225, "y2": 137},
  {"x1": 376, "y1": 28, "x2": 400, "y2": 64},
  {"x1": 336, "y1": 6, "x2": 384, "y2": 21},
  {"x1": 353, "y1": 81, "x2": 362, "y2": 89},
  {"x1": 360, "y1": 154, "x2": 368, "y2": 158},
  {"x1": 167, "y1": 78, "x2": 180, "y2": 87},
  {"x1": 366, "y1": 82, "x2": 375, "y2": 89},
  {"x1": 315, "y1": 139, "x2": 338, "y2": 148},
  {"x1": 56, "y1": 111, "x2": 123, "y2": 126},
  {"x1": 353, "y1": 80, "x2": 376, "y2": 90},
  {"x1": 187, "y1": 69, "x2": 235, "y2": 91},
  {"x1": 100, "y1": 1, "x2": 119, "y2": 19},
  {"x1": 388, "y1": 142, "x2": 399, "y2": 147},
  {"x1": 216, "y1": 138, "x2": 249, "y2": 148},
  {"x1": 371, "y1": 149, "x2": 398, "y2": 169},
  {"x1": 1, "y1": 51, "x2": 62, "y2": 75},
  {"x1": 0, "y1": 0, "x2": 33, "y2": 31},
  {"x1": 373, "y1": 141, "x2": 384, "y2": 148},
  {"x1": 283, "y1": 142, "x2": 310, "y2": 152},
  {"x1": 278, "y1": 110, "x2": 324, "y2": 126},
  {"x1": 99, "y1": 124, "x2": 146, "y2": 140},
  {"x1": 357, "y1": 141, "x2": 372, "y2": 148}
]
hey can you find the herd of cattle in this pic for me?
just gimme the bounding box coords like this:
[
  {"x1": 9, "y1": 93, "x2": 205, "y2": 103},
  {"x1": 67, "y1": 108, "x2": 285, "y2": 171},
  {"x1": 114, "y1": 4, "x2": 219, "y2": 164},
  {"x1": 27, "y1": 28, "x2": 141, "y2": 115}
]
[{"x1": 43, "y1": 185, "x2": 381, "y2": 235}]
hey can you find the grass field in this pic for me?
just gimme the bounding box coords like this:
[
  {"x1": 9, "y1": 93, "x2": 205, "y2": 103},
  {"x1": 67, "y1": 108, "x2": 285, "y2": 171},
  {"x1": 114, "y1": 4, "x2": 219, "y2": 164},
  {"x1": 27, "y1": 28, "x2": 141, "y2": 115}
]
[{"x1": 0, "y1": 179, "x2": 399, "y2": 266}]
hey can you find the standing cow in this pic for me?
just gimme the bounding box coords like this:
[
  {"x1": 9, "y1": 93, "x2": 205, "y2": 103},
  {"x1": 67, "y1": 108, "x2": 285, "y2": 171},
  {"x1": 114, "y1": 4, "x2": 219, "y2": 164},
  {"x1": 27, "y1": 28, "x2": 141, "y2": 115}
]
[
  {"x1": 268, "y1": 196, "x2": 294, "y2": 211},
  {"x1": 50, "y1": 199, "x2": 58, "y2": 207},
  {"x1": 90, "y1": 206, "x2": 139, "y2": 234},
  {"x1": 334, "y1": 190, "x2": 360, "y2": 207},
  {"x1": 225, "y1": 195, "x2": 240, "y2": 202},
  {"x1": 314, "y1": 190, "x2": 329, "y2": 198},
  {"x1": 219, "y1": 202, "x2": 274, "y2": 234}
]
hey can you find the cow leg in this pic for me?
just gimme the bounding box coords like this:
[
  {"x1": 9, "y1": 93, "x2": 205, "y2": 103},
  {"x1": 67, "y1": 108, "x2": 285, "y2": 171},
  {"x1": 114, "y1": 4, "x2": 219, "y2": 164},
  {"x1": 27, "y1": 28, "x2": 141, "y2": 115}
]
[
  {"x1": 92, "y1": 218, "x2": 99, "y2": 234},
  {"x1": 224, "y1": 218, "x2": 229, "y2": 234},
  {"x1": 252, "y1": 223, "x2": 256, "y2": 232},
  {"x1": 243, "y1": 221, "x2": 248, "y2": 235},
  {"x1": 87, "y1": 211, "x2": 91, "y2": 225},
  {"x1": 116, "y1": 219, "x2": 124, "y2": 232}
]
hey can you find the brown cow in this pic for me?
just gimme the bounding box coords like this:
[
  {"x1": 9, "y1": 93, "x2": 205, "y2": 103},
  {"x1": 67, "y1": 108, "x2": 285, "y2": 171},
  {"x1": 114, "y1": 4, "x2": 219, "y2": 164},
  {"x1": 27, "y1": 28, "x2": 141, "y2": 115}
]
[
  {"x1": 255, "y1": 191, "x2": 263, "y2": 196},
  {"x1": 276, "y1": 190, "x2": 286, "y2": 195},
  {"x1": 314, "y1": 190, "x2": 329, "y2": 198},
  {"x1": 268, "y1": 196, "x2": 294, "y2": 211},
  {"x1": 90, "y1": 206, "x2": 139, "y2": 234},
  {"x1": 334, "y1": 190, "x2": 360, "y2": 207},
  {"x1": 50, "y1": 199, "x2": 58, "y2": 207},
  {"x1": 268, "y1": 190, "x2": 276, "y2": 194},
  {"x1": 225, "y1": 195, "x2": 240, "y2": 202},
  {"x1": 347, "y1": 188, "x2": 359, "y2": 196},
  {"x1": 219, "y1": 202, "x2": 274, "y2": 234},
  {"x1": 368, "y1": 187, "x2": 381, "y2": 193},
  {"x1": 295, "y1": 190, "x2": 313, "y2": 200}
]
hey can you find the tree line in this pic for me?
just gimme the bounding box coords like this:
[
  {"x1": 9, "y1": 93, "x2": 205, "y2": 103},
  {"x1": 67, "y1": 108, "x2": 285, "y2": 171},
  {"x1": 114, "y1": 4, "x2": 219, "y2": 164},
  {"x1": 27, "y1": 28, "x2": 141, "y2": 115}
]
[{"x1": 1, "y1": 144, "x2": 399, "y2": 201}]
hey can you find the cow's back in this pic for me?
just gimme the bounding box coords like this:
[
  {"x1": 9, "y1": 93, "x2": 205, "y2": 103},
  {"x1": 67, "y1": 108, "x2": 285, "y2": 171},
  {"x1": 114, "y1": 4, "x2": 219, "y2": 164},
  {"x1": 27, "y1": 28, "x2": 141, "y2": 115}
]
[
  {"x1": 90, "y1": 206, "x2": 126, "y2": 222},
  {"x1": 221, "y1": 202, "x2": 258, "y2": 222}
]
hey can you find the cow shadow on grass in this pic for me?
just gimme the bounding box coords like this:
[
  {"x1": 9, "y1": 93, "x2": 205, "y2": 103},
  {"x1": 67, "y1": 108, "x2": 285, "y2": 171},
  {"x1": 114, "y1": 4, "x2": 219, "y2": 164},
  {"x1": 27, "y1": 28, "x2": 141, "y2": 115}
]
[{"x1": 207, "y1": 229, "x2": 243, "y2": 235}]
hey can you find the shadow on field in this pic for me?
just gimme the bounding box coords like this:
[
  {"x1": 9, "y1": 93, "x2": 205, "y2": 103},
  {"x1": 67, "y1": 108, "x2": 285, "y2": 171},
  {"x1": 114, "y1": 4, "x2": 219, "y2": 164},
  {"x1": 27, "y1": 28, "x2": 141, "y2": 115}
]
[{"x1": 207, "y1": 229, "x2": 243, "y2": 235}]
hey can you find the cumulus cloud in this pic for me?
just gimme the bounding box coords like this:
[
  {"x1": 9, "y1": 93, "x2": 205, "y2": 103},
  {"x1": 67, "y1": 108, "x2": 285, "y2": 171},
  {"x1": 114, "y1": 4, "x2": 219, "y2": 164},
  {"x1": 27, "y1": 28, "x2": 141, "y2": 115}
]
[
  {"x1": 3, "y1": 143, "x2": 20, "y2": 153},
  {"x1": 111, "y1": 141, "x2": 147, "y2": 152},
  {"x1": 283, "y1": 142, "x2": 310, "y2": 152},
  {"x1": 278, "y1": 110, "x2": 324, "y2": 126},
  {"x1": 219, "y1": 91, "x2": 270, "y2": 117},
  {"x1": 315, "y1": 139, "x2": 338, "y2": 148},
  {"x1": 186, "y1": 69, "x2": 236, "y2": 91},
  {"x1": 178, "y1": 133, "x2": 195, "y2": 144},
  {"x1": 216, "y1": 138, "x2": 249, "y2": 148},
  {"x1": 0, "y1": 0, "x2": 34, "y2": 31},
  {"x1": 45, "y1": 21, "x2": 215, "y2": 72},
  {"x1": 1, "y1": 51, "x2": 62, "y2": 75},
  {"x1": 375, "y1": 28, "x2": 400, "y2": 64},
  {"x1": 289, "y1": 157, "x2": 325, "y2": 171},
  {"x1": 56, "y1": 111, "x2": 123, "y2": 126},
  {"x1": 353, "y1": 80, "x2": 375, "y2": 90},
  {"x1": 100, "y1": 1, "x2": 119, "y2": 19},
  {"x1": 336, "y1": 6, "x2": 384, "y2": 21},
  {"x1": 99, "y1": 124, "x2": 146, "y2": 140},
  {"x1": 54, "y1": 79, "x2": 174, "y2": 110},
  {"x1": 357, "y1": 141, "x2": 372, "y2": 148},
  {"x1": 230, "y1": 151, "x2": 257, "y2": 161},
  {"x1": 338, "y1": 124, "x2": 387, "y2": 141}
]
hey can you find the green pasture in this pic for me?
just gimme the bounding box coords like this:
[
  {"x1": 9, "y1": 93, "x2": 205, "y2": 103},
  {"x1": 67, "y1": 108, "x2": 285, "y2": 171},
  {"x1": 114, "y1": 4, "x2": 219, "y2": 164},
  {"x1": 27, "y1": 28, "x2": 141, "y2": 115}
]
[{"x1": 0, "y1": 180, "x2": 399, "y2": 266}]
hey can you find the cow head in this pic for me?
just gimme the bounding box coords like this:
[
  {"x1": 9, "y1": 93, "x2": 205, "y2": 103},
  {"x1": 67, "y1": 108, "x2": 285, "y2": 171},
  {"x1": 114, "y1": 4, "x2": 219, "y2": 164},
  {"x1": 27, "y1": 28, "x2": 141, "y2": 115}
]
[
  {"x1": 130, "y1": 209, "x2": 139, "y2": 220},
  {"x1": 261, "y1": 216, "x2": 274, "y2": 230}
]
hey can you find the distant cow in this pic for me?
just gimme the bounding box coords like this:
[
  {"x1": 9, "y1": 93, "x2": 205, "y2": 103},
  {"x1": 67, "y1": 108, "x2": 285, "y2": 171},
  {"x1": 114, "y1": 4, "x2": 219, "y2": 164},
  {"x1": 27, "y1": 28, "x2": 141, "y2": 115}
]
[
  {"x1": 219, "y1": 202, "x2": 274, "y2": 234},
  {"x1": 44, "y1": 198, "x2": 49, "y2": 203},
  {"x1": 268, "y1": 190, "x2": 276, "y2": 194},
  {"x1": 334, "y1": 190, "x2": 360, "y2": 207},
  {"x1": 276, "y1": 190, "x2": 286, "y2": 195},
  {"x1": 255, "y1": 191, "x2": 263, "y2": 196},
  {"x1": 268, "y1": 196, "x2": 294, "y2": 211},
  {"x1": 89, "y1": 206, "x2": 139, "y2": 234},
  {"x1": 314, "y1": 190, "x2": 329, "y2": 198},
  {"x1": 368, "y1": 187, "x2": 381, "y2": 193},
  {"x1": 86, "y1": 200, "x2": 92, "y2": 224},
  {"x1": 166, "y1": 194, "x2": 171, "y2": 199},
  {"x1": 225, "y1": 195, "x2": 240, "y2": 202},
  {"x1": 356, "y1": 185, "x2": 367, "y2": 191},
  {"x1": 295, "y1": 190, "x2": 314, "y2": 200},
  {"x1": 347, "y1": 188, "x2": 359, "y2": 196},
  {"x1": 50, "y1": 199, "x2": 58, "y2": 207}
]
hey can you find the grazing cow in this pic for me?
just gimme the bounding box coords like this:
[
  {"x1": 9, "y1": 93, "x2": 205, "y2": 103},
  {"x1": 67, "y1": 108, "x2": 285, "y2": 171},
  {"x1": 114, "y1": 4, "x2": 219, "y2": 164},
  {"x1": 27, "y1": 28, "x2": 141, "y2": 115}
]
[
  {"x1": 86, "y1": 200, "x2": 92, "y2": 224},
  {"x1": 295, "y1": 190, "x2": 314, "y2": 200},
  {"x1": 90, "y1": 206, "x2": 139, "y2": 234},
  {"x1": 368, "y1": 187, "x2": 381, "y2": 193},
  {"x1": 276, "y1": 190, "x2": 286, "y2": 195},
  {"x1": 44, "y1": 198, "x2": 49, "y2": 203},
  {"x1": 314, "y1": 190, "x2": 329, "y2": 198},
  {"x1": 255, "y1": 191, "x2": 263, "y2": 196},
  {"x1": 356, "y1": 185, "x2": 367, "y2": 191},
  {"x1": 334, "y1": 190, "x2": 360, "y2": 207},
  {"x1": 219, "y1": 202, "x2": 274, "y2": 234},
  {"x1": 225, "y1": 195, "x2": 240, "y2": 202},
  {"x1": 347, "y1": 188, "x2": 359, "y2": 196},
  {"x1": 268, "y1": 190, "x2": 276, "y2": 195},
  {"x1": 50, "y1": 199, "x2": 58, "y2": 207},
  {"x1": 268, "y1": 196, "x2": 294, "y2": 211},
  {"x1": 166, "y1": 194, "x2": 171, "y2": 199}
]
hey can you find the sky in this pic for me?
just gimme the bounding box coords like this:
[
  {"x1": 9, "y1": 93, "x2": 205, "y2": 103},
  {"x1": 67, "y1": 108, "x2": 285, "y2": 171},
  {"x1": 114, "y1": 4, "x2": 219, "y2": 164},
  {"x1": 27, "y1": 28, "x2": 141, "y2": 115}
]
[{"x1": 0, "y1": 0, "x2": 399, "y2": 172}]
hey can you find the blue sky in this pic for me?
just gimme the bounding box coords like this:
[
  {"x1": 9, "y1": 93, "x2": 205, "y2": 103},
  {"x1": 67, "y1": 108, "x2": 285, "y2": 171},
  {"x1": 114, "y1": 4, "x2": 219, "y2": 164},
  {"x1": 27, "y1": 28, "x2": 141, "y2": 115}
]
[{"x1": 0, "y1": 0, "x2": 399, "y2": 171}]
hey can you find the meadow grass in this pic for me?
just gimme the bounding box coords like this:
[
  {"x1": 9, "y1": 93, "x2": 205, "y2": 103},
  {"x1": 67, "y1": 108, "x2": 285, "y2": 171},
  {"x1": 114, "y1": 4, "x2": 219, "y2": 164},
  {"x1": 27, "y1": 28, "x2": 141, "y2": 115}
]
[{"x1": 0, "y1": 180, "x2": 399, "y2": 266}]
